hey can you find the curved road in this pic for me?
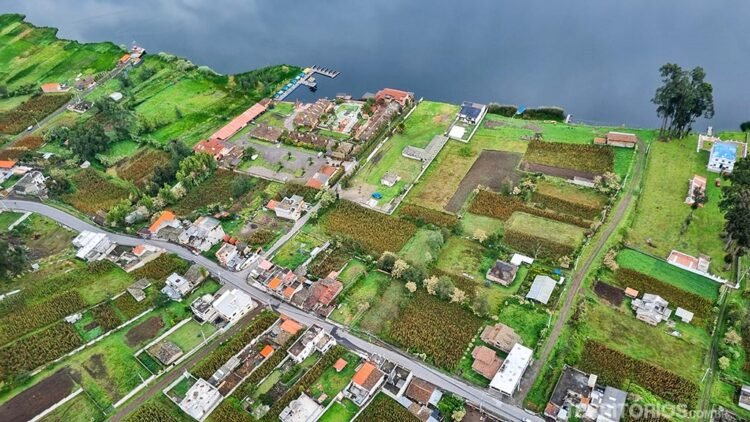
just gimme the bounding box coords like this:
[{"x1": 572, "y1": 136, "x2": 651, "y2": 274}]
[
  {"x1": 0, "y1": 199, "x2": 542, "y2": 422},
  {"x1": 516, "y1": 140, "x2": 646, "y2": 403}
]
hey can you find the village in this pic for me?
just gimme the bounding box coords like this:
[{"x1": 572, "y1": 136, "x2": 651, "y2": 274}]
[{"x1": 1, "y1": 12, "x2": 750, "y2": 422}]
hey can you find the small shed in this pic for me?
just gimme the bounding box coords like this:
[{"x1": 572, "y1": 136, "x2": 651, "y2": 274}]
[
  {"x1": 526, "y1": 275, "x2": 556, "y2": 305},
  {"x1": 624, "y1": 287, "x2": 639, "y2": 298},
  {"x1": 675, "y1": 307, "x2": 694, "y2": 324},
  {"x1": 109, "y1": 92, "x2": 124, "y2": 102}
]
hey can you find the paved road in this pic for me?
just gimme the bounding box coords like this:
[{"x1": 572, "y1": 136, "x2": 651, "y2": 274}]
[
  {"x1": 515, "y1": 140, "x2": 646, "y2": 403},
  {"x1": 1, "y1": 199, "x2": 542, "y2": 422},
  {"x1": 109, "y1": 306, "x2": 265, "y2": 422}
]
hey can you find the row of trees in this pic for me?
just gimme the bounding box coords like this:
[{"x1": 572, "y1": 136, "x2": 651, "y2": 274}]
[
  {"x1": 721, "y1": 158, "x2": 750, "y2": 254},
  {"x1": 652, "y1": 63, "x2": 714, "y2": 139}
]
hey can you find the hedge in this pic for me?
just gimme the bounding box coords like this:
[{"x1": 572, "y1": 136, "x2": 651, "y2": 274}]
[
  {"x1": 522, "y1": 107, "x2": 565, "y2": 121},
  {"x1": 487, "y1": 103, "x2": 518, "y2": 117},
  {"x1": 579, "y1": 341, "x2": 699, "y2": 406},
  {"x1": 399, "y1": 203, "x2": 459, "y2": 229}
]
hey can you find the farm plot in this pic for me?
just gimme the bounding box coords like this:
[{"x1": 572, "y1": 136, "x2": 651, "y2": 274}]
[
  {"x1": 444, "y1": 150, "x2": 522, "y2": 213},
  {"x1": 63, "y1": 169, "x2": 132, "y2": 215},
  {"x1": 627, "y1": 137, "x2": 728, "y2": 277},
  {"x1": 0, "y1": 135, "x2": 44, "y2": 160},
  {"x1": 172, "y1": 169, "x2": 268, "y2": 215},
  {"x1": 357, "y1": 392, "x2": 419, "y2": 422},
  {"x1": 522, "y1": 139, "x2": 614, "y2": 178},
  {"x1": 397, "y1": 203, "x2": 460, "y2": 229},
  {"x1": 532, "y1": 180, "x2": 606, "y2": 220},
  {"x1": 320, "y1": 200, "x2": 416, "y2": 255},
  {"x1": 345, "y1": 101, "x2": 458, "y2": 207},
  {"x1": 435, "y1": 236, "x2": 492, "y2": 281},
  {"x1": 468, "y1": 189, "x2": 592, "y2": 228},
  {"x1": 398, "y1": 227, "x2": 444, "y2": 267},
  {"x1": 386, "y1": 291, "x2": 483, "y2": 370},
  {"x1": 0, "y1": 93, "x2": 72, "y2": 134},
  {"x1": 113, "y1": 147, "x2": 170, "y2": 188},
  {"x1": 356, "y1": 278, "x2": 409, "y2": 336},
  {"x1": 0, "y1": 369, "x2": 76, "y2": 422},
  {"x1": 6, "y1": 213, "x2": 74, "y2": 259},
  {"x1": 40, "y1": 392, "x2": 105, "y2": 422},
  {"x1": 503, "y1": 212, "x2": 586, "y2": 259}
]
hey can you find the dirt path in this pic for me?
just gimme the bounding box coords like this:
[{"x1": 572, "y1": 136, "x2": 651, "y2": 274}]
[
  {"x1": 109, "y1": 306, "x2": 264, "y2": 422},
  {"x1": 515, "y1": 140, "x2": 646, "y2": 404},
  {"x1": 698, "y1": 289, "x2": 729, "y2": 415}
]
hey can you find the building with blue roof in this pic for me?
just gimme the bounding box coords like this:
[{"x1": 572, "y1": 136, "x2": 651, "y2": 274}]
[
  {"x1": 708, "y1": 140, "x2": 746, "y2": 173},
  {"x1": 458, "y1": 101, "x2": 486, "y2": 125}
]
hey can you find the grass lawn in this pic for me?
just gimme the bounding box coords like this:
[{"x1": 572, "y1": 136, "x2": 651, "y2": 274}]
[
  {"x1": 98, "y1": 140, "x2": 140, "y2": 164},
  {"x1": 307, "y1": 352, "x2": 360, "y2": 406},
  {"x1": 356, "y1": 279, "x2": 408, "y2": 336},
  {"x1": 272, "y1": 225, "x2": 328, "y2": 269},
  {"x1": 12, "y1": 214, "x2": 75, "y2": 259},
  {"x1": 585, "y1": 301, "x2": 709, "y2": 383},
  {"x1": 164, "y1": 319, "x2": 217, "y2": 352},
  {"x1": 253, "y1": 101, "x2": 294, "y2": 128},
  {"x1": 330, "y1": 271, "x2": 390, "y2": 326},
  {"x1": 617, "y1": 248, "x2": 720, "y2": 301},
  {"x1": 318, "y1": 399, "x2": 359, "y2": 422},
  {"x1": 711, "y1": 379, "x2": 750, "y2": 420},
  {"x1": 435, "y1": 236, "x2": 493, "y2": 280},
  {"x1": 349, "y1": 101, "x2": 458, "y2": 205},
  {"x1": 398, "y1": 227, "x2": 443, "y2": 267},
  {"x1": 39, "y1": 392, "x2": 105, "y2": 422},
  {"x1": 0, "y1": 211, "x2": 22, "y2": 231},
  {"x1": 496, "y1": 297, "x2": 549, "y2": 347},
  {"x1": 460, "y1": 212, "x2": 505, "y2": 236},
  {"x1": 627, "y1": 136, "x2": 728, "y2": 277},
  {"x1": 338, "y1": 259, "x2": 367, "y2": 286}
]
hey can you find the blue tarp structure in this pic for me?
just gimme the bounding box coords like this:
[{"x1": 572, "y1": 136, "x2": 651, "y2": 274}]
[
  {"x1": 516, "y1": 106, "x2": 526, "y2": 115},
  {"x1": 372, "y1": 193, "x2": 383, "y2": 199}
]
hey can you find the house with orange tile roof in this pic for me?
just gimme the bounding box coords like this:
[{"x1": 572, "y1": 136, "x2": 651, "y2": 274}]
[
  {"x1": 40, "y1": 83, "x2": 70, "y2": 93},
  {"x1": 210, "y1": 100, "x2": 269, "y2": 141},
  {"x1": 346, "y1": 361, "x2": 385, "y2": 405},
  {"x1": 0, "y1": 159, "x2": 17, "y2": 169},
  {"x1": 279, "y1": 318, "x2": 304, "y2": 336},
  {"x1": 374, "y1": 88, "x2": 414, "y2": 108},
  {"x1": 193, "y1": 138, "x2": 233, "y2": 160},
  {"x1": 303, "y1": 277, "x2": 343, "y2": 317},
  {"x1": 260, "y1": 345, "x2": 275, "y2": 358},
  {"x1": 148, "y1": 210, "x2": 179, "y2": 236},
  {"x1": 333, "y1": 358, "x2": 348, "y2": 372},
  {"x1": 267, "y1": 276, "x2": 283, "y2": 291},
  {"x1": 471, "y1": 346, "x2": 503, "y2": 380}
]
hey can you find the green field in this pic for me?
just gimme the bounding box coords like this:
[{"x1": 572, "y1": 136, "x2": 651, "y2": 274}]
[
  {"x1": 356, "y1": 278, "x2": 408, "y2": 335},
  {"x1": 435, "y1": 236, "x2": 492, "y2": 280},
  {"x1": 398, "y1": 227, "x2": 444, "y2": 267},
  {"x1": 349, "y1": 101, "x2": 458, "y2": 205},
  {"x1": 506, "y1": 212, "x2": 586, "y2": 248},
  {"x1": 0, "y1": 14, "x2": 121, "y2": 90},
  {"x1": 338, "y1": 259, "x2": 367, "y2": 285},
  {"x1": 307, "y1": 352, "x2": 360, "y2": 405},
  {"x1": 253, "y1": 101, "x2": 294, "y2": 129},
  {"x1": 272, "y1": 225, "x2": 328, "y2": 269},
  {"x1": 460, "y1": 212, "x2": 506, "y2": 236},
  {"x1": 496, "y1": 298, "x2": 549, "y2": 347},
  {"x1": 617, "y1": 248, "x2": 719, "y2": 301},
  {"x1": 0, "y1": 211, "x2": 22, "y2": 231},
  {"x1": 628, "y1": 136, "x2": 728, "y2": 277},
  {"x1": 164, "y1": 319, "x2": 217, "y2": 352},
  {"x1": 330, "y1": 271, "x2": 390, "y2": 326}
]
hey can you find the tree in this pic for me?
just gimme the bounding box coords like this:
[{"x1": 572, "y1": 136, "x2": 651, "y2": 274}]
[
  {"x1": 436, "y1": 276, "x2": 455, "y2": 300},
  {"x1": 44, "y1": 125, "x2": 70, "y2": 145},
  {"x1": 472, "y1": 295, "x2": 490, "y2": 317},
  {"x1": 396, "y1": 122, "x2": 405, "y2": 134},
  {"x1": 377, "y1": 251, "x2": 397, "y2": 272},
  {"x1": 722, "y1": 187, "x2": 750, "y2": 251},
  {"x1": 718, "y1": 356, "x2": 731, "y2": 371},
  {"x1": 405, "y1": 281, "x2": 417, "y2": 294},
  {"x1": 472, "y1": 229, "x2": 488, "y2": 244},
  {"x1": 231, "y1": 177, "x2": 254, "y2": 198},
  {"x1": 176, "y1": 153, "x2": 216, "y2": 187},
  {"x1": 690, "y1": 187, "x2": 707, "y2": 209},
  {"x1": 423, "y1": 276, "x2": 439, "y2": 295},
  {"x1": 725, "y1": 329, "x2": 742, "y2": 345},
  {"x1": 47, "y1": 169, "x2": 72, "y2": 196},
  {"x1": 450, "y1": 288, "x2": 467, "y2": 304},
  {"x1": 68, "y1": 121, "x2": 110, "y2": 161},
  {"x1": 452, "y1": 408, "x2": 466, "y2": 422},
  {"x1": 392, "y1": 259, "x2": 409, "y2": 278},
  {"x1": 741, "y1": 121, "x2": 750, "y2": 133},
  {"x1": 0, "y1": 238, "x2": 27, "y2": 279},
  {"x1": 106, "y1": 199, "x2": 132, "y2": 226},
  {"x1": 594, "y1": 172, "x2": 621, "y2": 196},
  {"x1": 652, "y1": 63, "x2": 714, "y2": 139}
]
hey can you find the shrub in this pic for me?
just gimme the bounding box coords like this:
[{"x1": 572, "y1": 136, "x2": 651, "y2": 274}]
[
  {"x1": 522, "y1": 106, "x2": 565, "y2": 121},
  {"x1": 579, "y1": 341, "x2": 699, "y2": 406},
  {"x1": 487, "y1": 103, "x2": 518, "y2": 117}
]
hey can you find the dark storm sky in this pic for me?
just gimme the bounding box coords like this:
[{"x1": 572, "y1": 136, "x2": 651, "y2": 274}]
[{"x1": 5, "y1": 0, "x2": 749, "y2": 129}]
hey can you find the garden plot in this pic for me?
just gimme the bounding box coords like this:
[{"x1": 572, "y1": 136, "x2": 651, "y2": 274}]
[
  {"x1": 0, "y1": 368, "x2": 77, "y2": 422},
  {"x1": 503, "y1": 212, "x2": 586, "y2": 259},
  {"x1": 318, "y1": 398, "x2": 359, "y2": 422},
  {"x1": 112, "y1": 147, "x2": 170, "y2": 188},
  {"x1": 342, "y1": 101, "x2": 458, "y2": 208},
  {"x1": 62, "y1": 169, "x2": 133, "y2": 216},
  {"x1": 522, "y1": 139, "x2": 614, "y2": 179},
  {"x1": 444, "y1": 150, "x2": 522, "y2": 213},
  {"x1": 330, "y1": 271, "x2": 390, "y2": 326},
  {"x1": 321, "y1": 102, "x2": 362, "y2": 135}
]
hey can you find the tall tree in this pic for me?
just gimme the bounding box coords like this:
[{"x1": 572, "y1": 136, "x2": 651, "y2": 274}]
[
  {"x1": 652, "y1": 63, "x2": 714, "y2": 139},
  {"x1": 68, "y1": 121, "x2": 110, "y2": 161},
  {"x1": 0, "y1": 238, "x2": 27, "y2": 279},
  {"x1": 721, "y1": 158, "x2": 750, "y2": 252}
]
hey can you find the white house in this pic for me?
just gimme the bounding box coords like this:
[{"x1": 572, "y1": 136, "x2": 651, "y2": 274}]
[
  {"x1": 178, "y1": 378, "x2": 223, "y2": 421},
  {"x1": 162, "y1": 273, "x2": 192, "y2": 301},
  {"x1": 267, "y1": 195, "x2": 306, "y2": 221},
  {"x1": 178, "y1": 216, "x2": 225, "y2": 252},
  {"x1": 72, "y1": 231, "x2": 114, "y2": 262},
  {"x1": 489, "y1": 344, "x2": 533, "y2": 396},
  {"x1": 212, "y1": 288, "x2": 256, "y2": 323},
  {"x1": 287, "y1": 325, "x2": 336, "y2": 363}
]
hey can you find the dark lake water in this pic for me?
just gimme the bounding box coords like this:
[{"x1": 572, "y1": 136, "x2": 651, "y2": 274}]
[{"x1": 5, "y1": 0, "x2": 750, "y2": 130}]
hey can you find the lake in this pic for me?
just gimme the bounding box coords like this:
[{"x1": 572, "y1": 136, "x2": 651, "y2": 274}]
[{"x1": 4, "y1": 0, "x2": 749, "y2": 130}]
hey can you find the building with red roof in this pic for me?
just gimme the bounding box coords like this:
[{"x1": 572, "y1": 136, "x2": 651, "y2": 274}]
[
  {"x1": 193, "y1": 138, "x2": 232, "y2": 159},
  {"x1": 148, "y1": 210, "x2": 177, "y2": 234},
  {"x1": 0, "y1": 159, "x2": 17, "y2": 169},
  {"x1": 209, "y1": 100, "x2": 269, "y2": 141},
  {"x1": 375, "y1": 88, "x2": 414, "y2": 108}
]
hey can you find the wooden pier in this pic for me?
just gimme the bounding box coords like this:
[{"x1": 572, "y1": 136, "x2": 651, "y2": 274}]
[{"x1": 275, "y1": 65, "x2": 340, "y2": 101}]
